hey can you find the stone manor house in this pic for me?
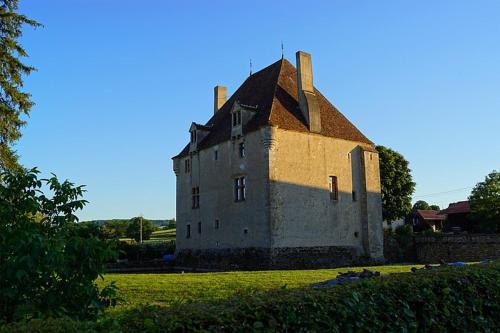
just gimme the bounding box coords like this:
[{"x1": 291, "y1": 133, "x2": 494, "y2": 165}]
[{"x1": 172, "y1": 51, "x2": 384, "y2": 268}]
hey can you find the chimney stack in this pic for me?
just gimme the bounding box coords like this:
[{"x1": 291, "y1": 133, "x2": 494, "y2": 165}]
[
  {"x1": 296, "y1": 51, "x2": 321, "y2": 133},
  {"x1": 214, "y1": 85, "x2": 227, "y2": 115}
]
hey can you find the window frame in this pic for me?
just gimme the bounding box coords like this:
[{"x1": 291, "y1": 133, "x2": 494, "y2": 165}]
[
  {"x1": 238, "y1": 142, "x2": 245, "y2": 158},
  {"x1": 232, "y1": 110, "x2": 242, "y2": 127},
  {"x1": 329, "y1": 176, "x2": 338, "y2": 201},
  {"x1": 191, "y1": 186, "x2": 200, "y2": 209},
  {"x1": 234, "y1": 176, "x2": 246, "y2": 202},
  {"x1": 186, "y1": 224, "x2": 191, "y2": 238}
]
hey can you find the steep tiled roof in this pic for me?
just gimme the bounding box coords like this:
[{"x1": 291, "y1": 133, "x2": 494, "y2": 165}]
[
  {"x1": 174, "y1": 58, "x2": 373, "y2": 158},
  {"x1": 417, "y1": 210, "x2": 446, "y2": 220},
  {"x1": 440, "y1": 201, "x2": 470, "y2": 215}
]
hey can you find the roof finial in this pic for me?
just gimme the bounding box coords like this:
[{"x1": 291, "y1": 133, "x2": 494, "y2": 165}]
[
  {"x1": 281, "y1": 41, "x2": 284, "y2": 59},
  {"x1": 249, "y1": 58, "x2": 252, "y2": 76}
]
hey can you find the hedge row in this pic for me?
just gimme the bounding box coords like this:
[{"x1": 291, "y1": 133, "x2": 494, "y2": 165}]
[
  {"x1": 117, "y1": 241, "x2": 175, "y2": 262},
  {"x1": 2, "y1": 262, "x2": 500, "y2": 332}
]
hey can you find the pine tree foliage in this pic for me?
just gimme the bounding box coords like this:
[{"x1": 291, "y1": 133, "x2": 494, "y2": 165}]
[{"x1": 0, "y1": 0, "x2": 40, "y2": 171}]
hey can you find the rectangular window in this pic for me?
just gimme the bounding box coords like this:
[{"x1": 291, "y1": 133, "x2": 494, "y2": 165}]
[
  {"x1": 232, "y1": 110, "x2": 242, "y2": 127},
  {"x1": 198, "y1": 222, "x2": 202, "y2": 234},
  {"x1": 352, "y1": 191, "x2": 357, "y2": 202},
  {"x1": 190, "y1": 131, "x2": 197, "y2": 143},
  {"x1": 329, "y1": 176, "x2": 338, "y2": 201},
  {"x1": 215, "y1": 219, "x2": 220, "y2": 230},
  {"x1": 214, "y1": 150, "x2": 218, "y2": 160},
  {"x1": 184, "y1": 159, "x2": 190, "y2": 173},
  {"x1": 234, "y1": 176, "x2": 246, "y2": 202},
  {"x1": 239, "y1": 142, "x2": 245, "y2": 158},
  {"x1": 191, "y1": 187, "x2": 200, "y2": 209},
  {"x1": 186, "y1": 224, "x2": 191, "y2": 238}
]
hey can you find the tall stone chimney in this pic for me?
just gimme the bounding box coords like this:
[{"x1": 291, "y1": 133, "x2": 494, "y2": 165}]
[
  {"x1": 214, "y1": 85, "x2": 227, "y2": 115},
  {"x1": 296, "y1": 51, "x2": 321, "y2": 133}
]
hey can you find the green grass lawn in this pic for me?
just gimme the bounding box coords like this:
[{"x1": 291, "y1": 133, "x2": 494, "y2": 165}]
[{"x1": 101, "y1": 264, "x2": 422, "y2": 311}]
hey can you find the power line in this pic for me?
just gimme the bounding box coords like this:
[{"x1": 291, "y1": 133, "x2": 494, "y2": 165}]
[{"x1": 414, "y1": 187, "x2": 472, "y2": 198}]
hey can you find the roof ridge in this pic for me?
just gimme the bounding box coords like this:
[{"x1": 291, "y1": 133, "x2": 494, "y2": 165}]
[{"x1": 267, "y1": 58, "x2": 286, "y2": 123}]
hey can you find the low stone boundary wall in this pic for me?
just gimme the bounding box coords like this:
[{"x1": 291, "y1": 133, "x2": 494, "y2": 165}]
[
  {"x1": 175, "y1": 246, "x2": 363, "y2": 270},
  {"x1": 415, "y1": 234, "x2": 500, "y2": 263}
]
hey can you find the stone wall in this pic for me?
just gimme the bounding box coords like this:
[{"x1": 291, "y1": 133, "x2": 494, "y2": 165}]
[
  {"x1": 415, "y1": 234, "x2": 500, "y2": 263},
  {"x1": 175, "y1": 246, "x2": 370, "y2": 270}
]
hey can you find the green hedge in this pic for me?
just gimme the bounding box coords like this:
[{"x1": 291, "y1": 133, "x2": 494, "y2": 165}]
[
  {"x1": 117, "y1": 241, "x2": 175, "y2": 262},
  {"x1": 2, "y1": 262, "x2": 500, "y2": 332}
]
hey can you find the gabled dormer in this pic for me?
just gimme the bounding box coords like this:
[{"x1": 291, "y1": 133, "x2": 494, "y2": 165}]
[
  {"x1": 189, "y1": 122, "x2": 211, "y2": 153},
  {"x1": 230, "y1": 101, "x2": 258, "y2": 139}
]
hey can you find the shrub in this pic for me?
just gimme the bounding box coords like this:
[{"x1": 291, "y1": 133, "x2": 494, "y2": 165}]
[
  {"x1": 0, "y1": 168, "x2": 118, "y2": 323},
  {"x1": 118, "y1": 241, "x2": 175, "y2": 262},
  {"x1": 3, "y1": 261, "x2": 499, "y2": 332},
  {"x1": 384, "y1": 224, "x2": 416, "y2": 262}
]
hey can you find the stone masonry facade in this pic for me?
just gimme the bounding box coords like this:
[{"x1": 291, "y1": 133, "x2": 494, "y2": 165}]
[{"x1": 172, "y1": 51, "x2": 384, "y2": 269}]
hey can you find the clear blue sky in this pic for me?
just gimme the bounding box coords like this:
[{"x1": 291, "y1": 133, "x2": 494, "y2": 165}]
[{"x1": 17, "y1": 1, "x2": 500, "y2": 220}]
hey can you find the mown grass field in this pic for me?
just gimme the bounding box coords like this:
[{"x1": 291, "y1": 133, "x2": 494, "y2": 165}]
[
  {"x1": 119, "y1": 228, "x2": 176, "y2": 244},
  {"x1": 101, "y1": 264, "x2": 422, "y2": 311}
]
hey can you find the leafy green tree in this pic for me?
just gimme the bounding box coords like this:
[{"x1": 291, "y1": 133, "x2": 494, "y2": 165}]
[
  {"x1": 377, "y1": 145, "x2": 416, "y2": 222},
  {"x1": 0, "y1": 168, "x2": 118, "y2": 323},
  {"x1": 429, "y1": 204, "x2": 440, "y2": 211},
  {"x1": 413, "y1": 200, "x2": 430, "y2": 210},
  {"x1": 126, "y1": 217, "x2": 156, "y2": 242},
  {"x1": 469, "y1": 170, "x2": 500, "y2": 233},
  {"x1": 101, "y1": 219, "x2": 129, "y2": 239},
  {"x1": 0, "y1": 1, "x2": 41, "y2": 171}
]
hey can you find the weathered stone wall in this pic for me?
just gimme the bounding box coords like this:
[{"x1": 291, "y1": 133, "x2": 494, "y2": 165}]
[
  {"x1": 175, "y1": 128, "x2": 272, "y2": 252},
  {"x1": 415, "y1": 234, "x2": 500, "y2": 263},
  {"x1": 175, "y1": 246, "x2": 367, "y2": 270},
  {"x1": 268, "y1": 127, "x2": 384, "y2": 260}
]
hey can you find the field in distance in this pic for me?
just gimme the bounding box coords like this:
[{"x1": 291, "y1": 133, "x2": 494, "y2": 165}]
[
  {"x1": 119, "y1": 228, "x2": 176, "y2": 244},
  {"x1": 101, "y1": 264, "x2": 423, "y2": 312}
]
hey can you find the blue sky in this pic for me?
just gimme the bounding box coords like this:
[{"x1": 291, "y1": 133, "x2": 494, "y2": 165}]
[{"x1": 17, "y1": 1, "x2": 500, "y2": 220}]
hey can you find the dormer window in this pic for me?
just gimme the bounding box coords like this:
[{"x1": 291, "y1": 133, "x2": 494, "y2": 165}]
[
  {"x1": 232, "y1": 110, "x2": 242, "y2": 127},
  {"x1": 189, "y1": 123, "x2": 210, "y2": 153}
]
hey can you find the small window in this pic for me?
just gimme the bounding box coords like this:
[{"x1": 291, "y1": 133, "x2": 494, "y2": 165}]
[
  {"x1": 215, "y1": 219, "x2": 220, "y2": 230},
  {"x1": 186, "y1": 224, "x2": 191, "y2": 238},
  {"x1": 184, "y1": 159, "x2": 190, "y2": 173},
  {"x1": 238, "y1": 142, "x2": 245, "y2": 158},
  {"x1": 352, "y1": 191, "x2": 357, "y2": 202},
  {"x1": 354, "y1": 231, "x2": 359, "y2": 238},
  {"x1": 192, "y1": 187, "x2": 200, "y2": 209},
  {"x1": 329, "y1": 176, "x2": 338, "y2": 201},
  {"x1": 198, "y1": 222, "x2": 202, "y2": 234},
  {"x1": 214, "y1": 150, "x2": 218, "y2": 160},
  {"x1": 232, "y1": 110, "x2": 242, "y2": 127},
  {"x1": 190, "y1": 130, "x2": 197, "y2": 143},
  {"x1": 243, "y1": 228, "x2": 248, "y2": 235},
  {"x1": 234, "y1": 176, "x2": 246, "y2": 202}
]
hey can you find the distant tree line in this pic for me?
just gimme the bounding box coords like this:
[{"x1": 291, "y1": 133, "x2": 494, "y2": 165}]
[{"x1": 80, "y1": 218, "x2": 176, "y2": 242}]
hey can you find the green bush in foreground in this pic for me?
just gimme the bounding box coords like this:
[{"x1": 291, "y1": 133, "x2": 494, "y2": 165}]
[
  {"x1": 0, "y1": 168, "x2": 118, "y2": 324},
  {"x1": 3, "y1": 261, "x2": 499, "y2": 332}
]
